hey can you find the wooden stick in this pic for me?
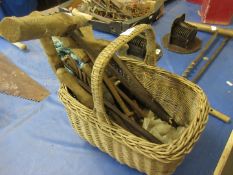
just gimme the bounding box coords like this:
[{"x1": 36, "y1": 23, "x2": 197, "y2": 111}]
[
  {"x1": 187, "y1": 21, "x2": 233, "y2": 38},
  {"x1": 192, "y1": 37, "x2": 230, "y2": 83},
  {"x1": 104, "y1": 76, "x2": 134, "y2": 117},
  {"x1": 0, "y1": 12, "x2": 89, "y2": 42},
  {"x1": 209, "y1": 108, "x2": 231, "y2": 123},
  {"x1": 111, "y1": 55, "x2": 177, "y2": 127},
  {"x1": 182, "y1": 32, "x2": 218, "y2": 78},
  {"x1": 40, "y1": 37, "x2": 64, "y2": 74},
  {"x1": 70, "y1": 31, "x2": 134, "y2": 117},
  {"x1": 56, "y1": 68, "x2": 94, "y2": 109},
  {"x1": 115, "y1": 85, "x2": 147, "y2": 119},
  {"x1": 62, "y1": 55, "x2": 115, "y2": 104}
]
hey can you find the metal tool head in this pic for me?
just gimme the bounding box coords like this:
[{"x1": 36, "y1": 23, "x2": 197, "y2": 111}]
[
  {"x1": 162, "y1": 14, "x2": 202, "y2": 54},
  {"x1": 127, "y1": 35, "x2": 163, "y2": 60},
  {"x1": 0, "y1": 53, "x2": 50, "y2": 102}
]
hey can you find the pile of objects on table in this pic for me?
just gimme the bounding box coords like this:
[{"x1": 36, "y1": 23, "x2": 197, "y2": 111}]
[{"x1": 0, "y1": 0, "x2": 231, "y2": 174}]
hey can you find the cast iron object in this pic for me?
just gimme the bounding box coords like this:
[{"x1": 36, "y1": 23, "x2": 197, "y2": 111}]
[
  {"x1": 127, "y1": 35, "x2": 163, "y2": 60},
  {"x1": 162, "y1": 14, "x2": 201, "y2": 54}
]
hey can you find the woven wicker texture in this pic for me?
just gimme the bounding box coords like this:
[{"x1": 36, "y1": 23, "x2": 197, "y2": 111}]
[{"x1": 59, "y1": 24, "x2": 209, "y2": 175}]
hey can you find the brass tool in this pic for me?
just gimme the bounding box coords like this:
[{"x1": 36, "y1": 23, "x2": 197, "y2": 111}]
[{"x1": 0, "y1": 53, "x2": 49, "y2": 101}]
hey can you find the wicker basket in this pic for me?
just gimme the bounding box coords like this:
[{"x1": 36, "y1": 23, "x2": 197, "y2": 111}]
[{"x1": 59, "y1": 24, "x2": 209, "y2": 175}]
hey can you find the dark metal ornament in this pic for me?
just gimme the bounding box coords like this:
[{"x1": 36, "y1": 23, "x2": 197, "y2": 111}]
[
  {"x1": 162, "y1": 33, "x2": 201, "y2": 54},
  {"x1": 162, "y1": 14, "x2": 202, "y2": 54}
]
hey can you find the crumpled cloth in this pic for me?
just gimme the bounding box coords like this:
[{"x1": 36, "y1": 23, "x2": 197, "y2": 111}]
[{"x1": 143, "y1": 111, "x2": 186, "y2": 143}]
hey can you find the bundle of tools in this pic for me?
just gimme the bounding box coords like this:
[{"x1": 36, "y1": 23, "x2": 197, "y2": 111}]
[
  {"x1": 0, "y1": 12, "x2": 183, "y2": 144},
  {"x1": 0, "y1": 12, "x2": 211, "y2": 174},
  {"x1": 69, "y1": 0, "x2": 164, "y2": 35},
  {"x1": 78, "y1": 0, "x2": 160, "y2": 20}
]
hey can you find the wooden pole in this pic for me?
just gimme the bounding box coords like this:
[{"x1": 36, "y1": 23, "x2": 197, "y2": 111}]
[{"x1": 187, "y1": 21, "x2": 233, "y2": 38}]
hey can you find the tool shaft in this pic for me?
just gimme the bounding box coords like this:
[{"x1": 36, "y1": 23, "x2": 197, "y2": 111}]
[
  {"x1": 187, "y1": 21, "x2": 233, "y2": 38},
  {"x1": 0, "y1": 12, "x2": 89, "y2": 42},
  {"x1": 192, "y1": 37, "x2": 230, "y2": 83},
  {"x1": 209, "y1": 108, "x2": 231, "y2": 123},
  {"x1": 182, "y1": 32, "x2": 218, "y2": 78}
]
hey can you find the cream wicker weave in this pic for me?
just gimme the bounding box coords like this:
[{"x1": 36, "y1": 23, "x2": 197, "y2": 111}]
[{"x1": 59, "y1": 24, "x2": 209, "y2": 175}]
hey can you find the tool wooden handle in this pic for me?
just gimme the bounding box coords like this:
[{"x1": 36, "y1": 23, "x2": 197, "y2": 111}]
[
  {"x1": 0, "y1": 12, "x2": 89, "y2": 42},
  {"x1": 91, "y1": 24, "x2": 177, "y2": 127},
  {"x1": 209, "y1": 108, "x2": 231, "y2": 123},
  {"x1": 73, "y1": 74, "x2": 162, "y2": 144},
  {"x1": 56, "y1": 68, "x2": 94, "y2": 109},
  {"x1": 182, "y1": 32, "x2": 218, "y2": 78},
  {"x1": 187, "y1": 21, "x2": 233, "y2": 38}
]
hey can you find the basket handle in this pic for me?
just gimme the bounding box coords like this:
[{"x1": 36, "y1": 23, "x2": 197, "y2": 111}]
[{"x1": 91, "y1": 24, "x2": 157, "y2": 122}]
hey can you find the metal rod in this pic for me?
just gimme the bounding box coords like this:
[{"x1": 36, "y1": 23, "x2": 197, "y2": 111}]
[
  {"x1": 115, "y1": 85, "x2": 147, "y2": 119},
  {"x1": 111, "y1": 55, "x2": 178, "y2": 127},
  {"x1": 192, "y1": 37, "x2": 230, "y2": 83},
  {"x1": 104, "y1": 76, "x2": 134, "y2": 117},
  {"x1": 72, "y1": 73, "x2": 163, "y2": 144},
  {"x1": 182, "y1": 32, "x2": 218, "y2": 78}
]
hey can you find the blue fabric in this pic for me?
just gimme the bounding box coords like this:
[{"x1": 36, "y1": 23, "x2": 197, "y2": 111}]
[
  {"x1": 1, "y1": 0, "x2": 37, "y2": 17},
  {"x1": 0, "y1": 1, "x2": 232, "y2": 175},
  {"x1": 0, "y1": 5, "x2": 5, "y2": 20}
]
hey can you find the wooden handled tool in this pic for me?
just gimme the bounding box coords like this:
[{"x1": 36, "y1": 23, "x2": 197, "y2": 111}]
[
  {"x1": 70, "y1": 30, "x2": 178, "y2": 127},
  {"x1": 56, "y1": 68, "x2": 94, "y2": 108},
  {"x1": 0, "y1": 12, "x2": 89, "y2": 42},
  {"x1": 209, "y1": 108, "x2": 231, "y2": 123},
  {"x1": 0, "y1": 13, "x2": 176, "y2": 127},
  {"x1": 58, "y1": 56, "x2": 162, "y2": 143},
  {"x1": 192, "y1": 37, "x2": 230, "y2": 83},
  {"x1": 66, "y1": 67, "x2": 162, "y2": 144},
  {"x1": 186, "y1": 21, "x2": 233, "y2": 38},
  {"x1": 182, "y1": 32, "x2": 218, "y2": 78}
]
